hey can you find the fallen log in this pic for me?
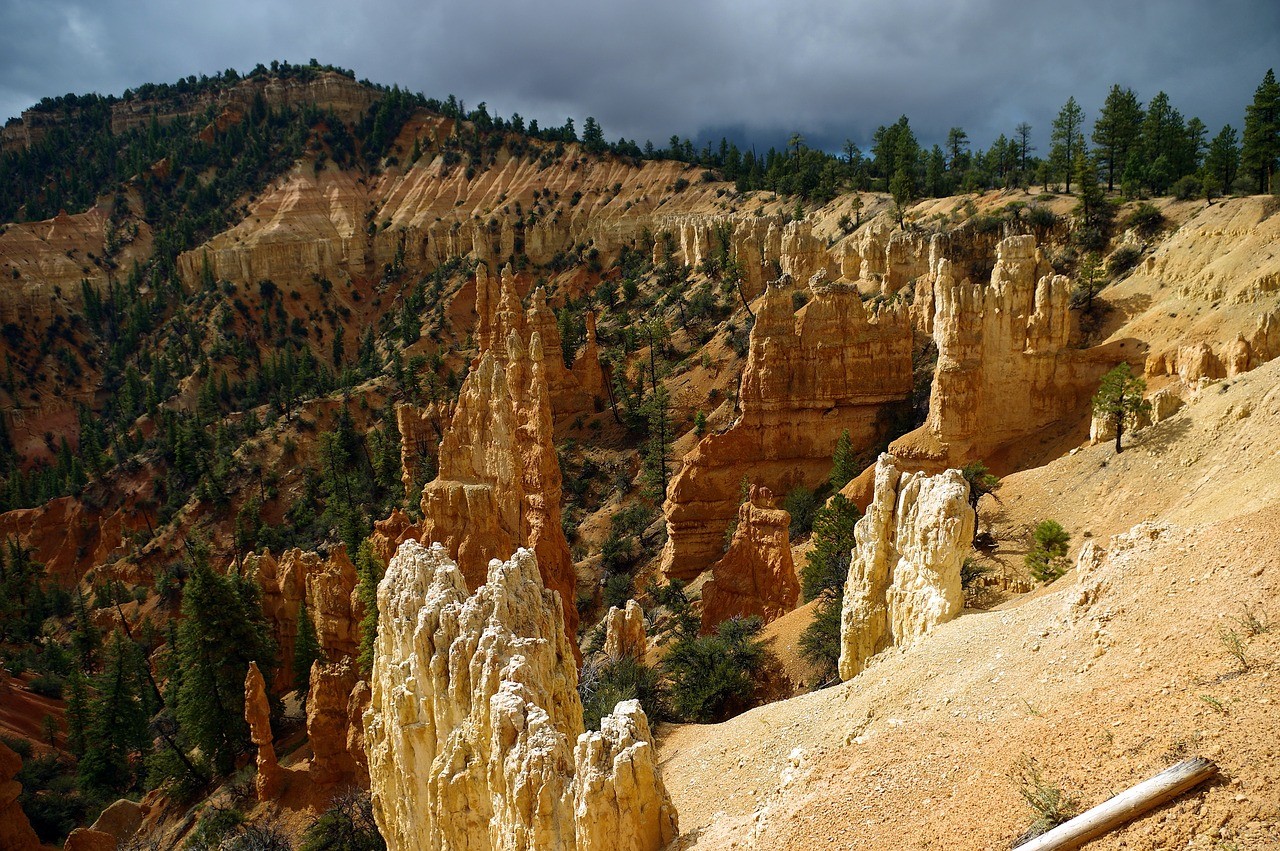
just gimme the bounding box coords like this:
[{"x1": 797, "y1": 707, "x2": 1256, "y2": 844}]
[{"x1": 1013, "y1": 757, "x2": 1218, "y2": 851}]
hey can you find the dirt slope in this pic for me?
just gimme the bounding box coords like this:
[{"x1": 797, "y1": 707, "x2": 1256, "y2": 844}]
[{"x1": 658, "y1": 357, "x2": 1280, "y2": 850}]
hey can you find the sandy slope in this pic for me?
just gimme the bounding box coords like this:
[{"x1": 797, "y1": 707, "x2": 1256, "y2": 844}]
[{"x1": 659, "y1": 358, "x2": 1280, "y2": 850}]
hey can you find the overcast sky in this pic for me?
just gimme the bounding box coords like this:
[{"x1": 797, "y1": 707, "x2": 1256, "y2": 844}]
[{"x1": 2, "y1": 0, "x2": 1277, "y2": 154}]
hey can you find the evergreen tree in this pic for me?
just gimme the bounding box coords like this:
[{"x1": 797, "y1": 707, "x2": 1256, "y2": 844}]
[
  {"x1": 829, "y1": 429, "x2": 857, "y2": 491},
  {"x1": 80, "y1": 630, "x2": 151, "y2": 794},
  {"x1": 581, "y1": 117, "x2": 606, "y2": 154},
  {"x1": 174, "y1": 554, "x2": 277, "y2": 775},
  {"x1": 294, "y1": 601, "x2": 324, "y2": 702},
  {"x1": 1140, "y1": 91, "x2": 1188, "y2": 193},
  {"x1": 1203, "y1": 125, "x2": 1241, "y2": 197},
  {"x1": 1091, "y1": 363, "x2": 1150, "y2": 453},
  {"x1": 1092, "y1": 85, "x2": 1144, "y2": 191},
  {"x1": 799, "y1": 494, "x2": 860, "y2": 602},
  {"x1": 1241, "y1": 69, "x2": 1280, "y2": 193},
  {"x1": 640, "y1": 384, "x2": 673, "y2": 503},
  {"x1": 355, "y1": 541, "x2": 385, "y2": 678},
  {"x1": 1050, "y1": 97, "x2": 1086, "y2": 192},
  {"x1": 64, "y1": 669, "x2": 90, "y2": 758}
]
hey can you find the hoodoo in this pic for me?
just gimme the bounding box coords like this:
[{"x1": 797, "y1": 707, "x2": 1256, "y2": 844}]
[{"x1": 364, "y1": 542, "x2": 676, "y2": 851}]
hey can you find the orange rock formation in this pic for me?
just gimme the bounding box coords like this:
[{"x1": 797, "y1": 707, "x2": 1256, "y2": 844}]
[
  {"x1": 891, "y1": 234, "x2": 1129, "y2": 472},
  {"x1": 700, "y1": 485, "x2": 799, "y2": 632},
  {"x1": 413, "y1": 333, "x2": 579, "y2": 641},
  {"x1": 244, "y1": 661, "x2": 282, "y2": 800},
  {"x1": 249, "y1": 547, "x2": 360, "y2": 691},
  {"x1": 306, "y1": 657, "x2": 360, "y2": 786},
  {"x1": 0, "y1": 741, "x2": 41, "y2": 851},
  {"x1": 662, "y1": 271, "x2": 913, "y2": 580}
]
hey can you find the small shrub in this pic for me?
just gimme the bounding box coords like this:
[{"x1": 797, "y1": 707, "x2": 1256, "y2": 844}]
[
  {"x1": 1106, "y1": 245, "x2": 1142, "y2": 277},
  {"x1": 662, "y1": 616, "x2": 766, "y2": 722},
  {"x1": 1232, "y1": 605, "x2": 1271, "y2": 636},
  {"x1": 1025, "y1": 520, "x2": 1070, "y2": 583},
  {"x1": 579, "y1": 654, "x2": 663, "y2": 731},
  {"x1": 1125, "y1": 202, "x2": 1165, "y2": 237},
  {"x1": 28, "y1": 674, "x2": 64, "y2": 699},
  {"x1": 1218, "y1": 626, "x2": 1249, "y2": 672},
  {"x1": 602, "y1": 572, "x2": 634, "y2": 611},
  {"x1": 783, "y1": 486, "x2": 819, "y2": 539},
  {"x1": 1171, "y1": 175, "x2": 1200, "y2": 201},
  {"x1": 1012, "y1": 755, "x2": 1079, "y2": 844},
  {"x1": 301, "y1": 788, "x2": 385, "y2": 851}
]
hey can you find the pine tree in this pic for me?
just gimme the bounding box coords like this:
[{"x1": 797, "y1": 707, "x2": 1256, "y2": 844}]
[
  {"x1": 1091, "y1": 363, "x2": 1150, "y2": 453},
  {"x1": 64, "y1": 669, "x2": 90, "y2": 758},
  {"x1": 1092, "y1": 85, "x2": 1144, "y2": 191},
  {"x1": 829, "y1": 429, "x2": 856, "y2": 491},
  {"x1": 80, "y1": 630, "x2": 151, "y2": 794},
  {"x1": 1241, "y1": 69, "x2": 1280, "y2": 193},
  {"x1": 1203, "y1": 125, "x2": 1241, "y2": 197},
  {"x1": 174, "y1": 553, "x2": 277, "y2": 775},
  {"x1": 1051, "y1": 97, "x2": 1086, "y2": 192},
  {"x1": 355, "y1": 541, "x2": 385, "y2": 678},
  {"x1": 294, "y1": 601, "x2": 324, "y2": 701}
]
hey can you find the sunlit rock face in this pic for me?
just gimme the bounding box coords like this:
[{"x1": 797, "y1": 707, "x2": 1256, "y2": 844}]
[
  {"x1": 839, "y1": 454, "x2": 974, "y2": 681},
  {"x1": 364, "y1": 542, "x2": 675, "y2": 851}
]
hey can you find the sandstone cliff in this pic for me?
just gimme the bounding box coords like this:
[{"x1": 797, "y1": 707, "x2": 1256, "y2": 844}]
[
  {"x1": 248, "y1": 547, "x2": 360, "y2": 691},
  {"x1": 0, "y1": 742, "x2": 40, "y2": 851},
  {"x1": 838, "y1": 454, "x2": 974, "y2": 680},
  {"x1": 364, "y1": 542, "x2": 675, "y2": 851},
  {"x1": 306, "y1": 657, "x2": 360, "y2": 786},
  {"x1": 891, "y1": 234, "x2": 1127, "y2": 472},
  {"x1": 663, "y1": 271, "x2": 913, "y2": 580},
  {"x1": 700, "y1": 485, "x2": 799, "y2": 632}
]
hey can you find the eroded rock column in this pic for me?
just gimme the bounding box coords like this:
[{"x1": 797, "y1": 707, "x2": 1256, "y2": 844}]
[{"x1": 839, "y1": 454, "x2": 975, "y2": 680}]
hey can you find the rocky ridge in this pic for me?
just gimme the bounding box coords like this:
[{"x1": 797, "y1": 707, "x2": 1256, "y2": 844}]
[{"x1": 662, "y1": 271, "x2": 913, "y2": 579}]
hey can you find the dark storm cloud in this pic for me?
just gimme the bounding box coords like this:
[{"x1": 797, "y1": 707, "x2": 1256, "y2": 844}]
[{"x1": 2, "y1": 0, "x2": 1277, "y2": 153}]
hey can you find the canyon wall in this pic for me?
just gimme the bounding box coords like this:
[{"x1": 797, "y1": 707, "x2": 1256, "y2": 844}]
[
  {"x1": 891, "y1": 234, "x2": 1126, "y2": 472},
  {"x1": 838, "y1": 454, "x2": 974, "y2": 680},
  {"x1": 0, "y1": 742, "x2": 41, "y2": 851},
  {"x1": 364, "y1": 542, "x2": 675, "y2": 851},
  {"x1": 662, "y1": 271, "x2": 913, "y2": 580}
]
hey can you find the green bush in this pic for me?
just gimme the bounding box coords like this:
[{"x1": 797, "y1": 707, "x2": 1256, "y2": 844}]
[
  {"x1": 1106, "y1": 245, "x2": 1142, "y2": 277},
  {"x1": 301, "y1": 788, "x2": 386, "y2": 851},
  {"x1": 579, "y1": 654, "x2": 664, "y2": 731},
  {"x1": 1025, "y1": 520, "x2": 1070, "y2": 582},
  {"x1": 783, "y1": 486, "x2": 819, "y2": 539},
  {"x1": 602, "y1": 572, "x2": 634, "y2": 611},
  {"x1": 662, "y1": 616, "x2": 766, "y2": 722},
  {"x1": 1124, "y1": 202, "x2": 1165, "y2": 237},
  {"x1": 798, "y1": 593, "x2": 843, "y2": 684}
]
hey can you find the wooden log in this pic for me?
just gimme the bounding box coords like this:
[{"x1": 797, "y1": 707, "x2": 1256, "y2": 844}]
[{"x1": 1013, "y1": 757, "x2": 1218, "y2": 851}]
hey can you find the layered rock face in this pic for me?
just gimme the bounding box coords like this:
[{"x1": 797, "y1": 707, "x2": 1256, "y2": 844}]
[
  {"x1": 244, "y1": 661, "x2": 283, "y2": 800},
  {"x1": 838, "y1": 454, "x2": 975, "y2": 681},
  {"x1": 662, "y1": 271, "x2": 913, "y2": 579},
  {"x1": 364, "y1": 542, "x2": 675, "y2": 851},
  {"x1": 307, "y1": 657, "x2": 360, "y2": 786},
  {"x1": 700, "y1": 485, "x2": 799, "y2": 632},
  {"x1": 893, "y1": 234, "x2": 1122, "y2": 471},
  {"x1": 415, "y1": 335, "x2": 579, "y2": 639},
  {"x1": 603, "y1": 599, "x2": 647, "y2": 660},
  {"x1": 248, "y1": 547, "x2": 360, "y2": 691}
]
